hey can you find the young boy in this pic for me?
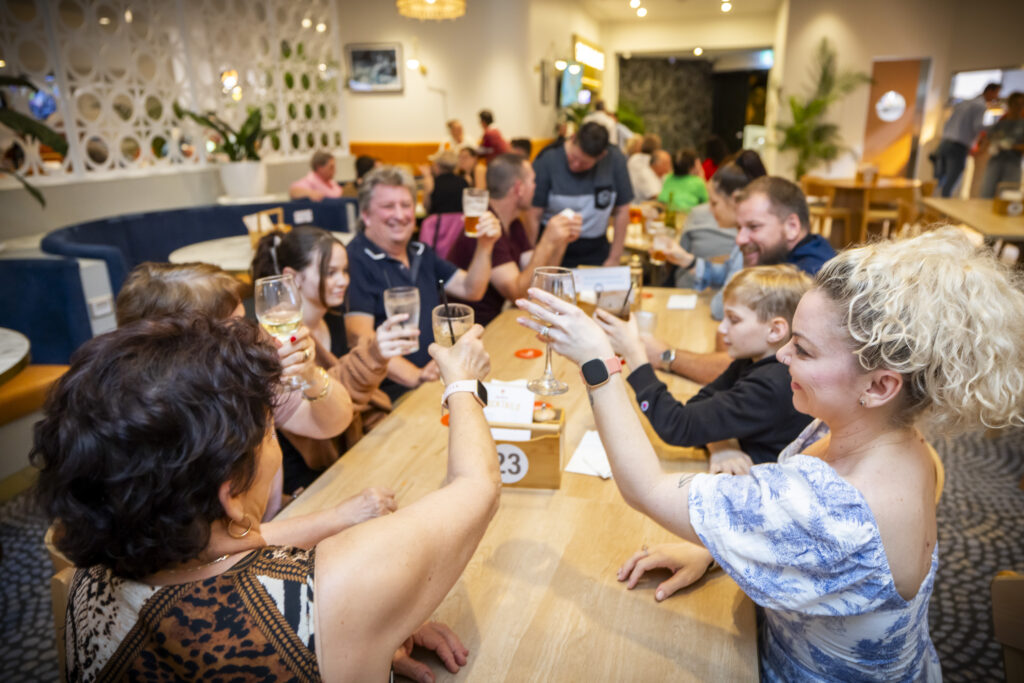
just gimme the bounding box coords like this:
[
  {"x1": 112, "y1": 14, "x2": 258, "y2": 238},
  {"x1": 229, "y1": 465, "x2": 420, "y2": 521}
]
[{"x1": 595, "y1": 264, "x2": 813, "y2": 475}]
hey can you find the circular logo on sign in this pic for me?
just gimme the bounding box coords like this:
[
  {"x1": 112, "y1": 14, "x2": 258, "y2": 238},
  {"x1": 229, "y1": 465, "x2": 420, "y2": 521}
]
[
  {"x1": 875, "y1": 90, "x2": 907, "y2": 123},
  {"x1": 496, "y1": 443, "x2": 529, "y2": 484}
]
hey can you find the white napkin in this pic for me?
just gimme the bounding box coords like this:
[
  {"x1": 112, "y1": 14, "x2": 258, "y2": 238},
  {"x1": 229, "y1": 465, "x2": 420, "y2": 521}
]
[
  {"x1": 566, "y1": 430, "x2": 612, "y2": 479},
  {"x1": 667, "y1": 294, "x2": 697, "y2": 310}
]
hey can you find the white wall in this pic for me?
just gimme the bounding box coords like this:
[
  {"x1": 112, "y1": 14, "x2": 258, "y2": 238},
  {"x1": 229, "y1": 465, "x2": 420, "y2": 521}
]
[
  {"x1": 599, "y1": 14, "x2": 778, "y2": 110},
  {"x1": 770, "y1": 0, "x2": 1024, "y2": 179}
]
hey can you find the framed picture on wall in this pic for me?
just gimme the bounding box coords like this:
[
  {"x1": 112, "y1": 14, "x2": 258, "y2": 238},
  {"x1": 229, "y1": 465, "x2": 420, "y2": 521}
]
[{"x1": 345, "y1": 43, "x2": 403, "y2": 93}]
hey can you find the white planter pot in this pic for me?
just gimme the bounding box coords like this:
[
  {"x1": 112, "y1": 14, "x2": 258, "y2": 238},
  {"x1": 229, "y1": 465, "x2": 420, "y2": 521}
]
[{"x1": 219, "y1": 160, "x2": 266, "y2": 199}]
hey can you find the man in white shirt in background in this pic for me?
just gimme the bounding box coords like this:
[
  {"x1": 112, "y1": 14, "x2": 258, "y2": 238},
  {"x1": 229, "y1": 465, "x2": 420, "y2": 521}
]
[
  {"x1": 932, "y1": 82, "x2": 1000, "y2": 197},
  {"x1": 584, "y1": 100, "x2": 618, "y2": 145},
  {"x1": 627, "y1": 135, "x2": 669, "y2": 200}
]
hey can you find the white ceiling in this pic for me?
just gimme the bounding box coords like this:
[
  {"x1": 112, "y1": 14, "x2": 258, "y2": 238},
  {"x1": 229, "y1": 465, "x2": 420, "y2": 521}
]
[{"x1": 582, "y1": 0, "x2": 780, "y2": 22}]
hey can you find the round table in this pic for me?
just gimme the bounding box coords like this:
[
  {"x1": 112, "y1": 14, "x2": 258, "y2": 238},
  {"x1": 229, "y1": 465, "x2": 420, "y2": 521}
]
[
  {"x1": 0, "y1": 328, "x2": 31, "y2": 386},
  {"x1": 169, "y1": 232, "x2": 355, "y2": 274}
]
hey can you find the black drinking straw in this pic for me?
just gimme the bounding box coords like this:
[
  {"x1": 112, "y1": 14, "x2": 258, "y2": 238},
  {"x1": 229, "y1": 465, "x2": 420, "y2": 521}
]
[
  {"x1": 437, "y1": 279, "x2": 457, "y2": 345},
  {"x1": 619, "y1": 281, "x2": 635, "y2": 318}
]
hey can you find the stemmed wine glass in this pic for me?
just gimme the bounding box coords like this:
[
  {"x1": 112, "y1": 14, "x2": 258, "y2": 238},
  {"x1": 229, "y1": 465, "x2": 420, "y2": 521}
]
[
  {"x1": 254, "y1": 274, "x2": 306, "y2": 390},
  {"x1": 527, "y1": 267, "x2": 576, "y2": 396}
]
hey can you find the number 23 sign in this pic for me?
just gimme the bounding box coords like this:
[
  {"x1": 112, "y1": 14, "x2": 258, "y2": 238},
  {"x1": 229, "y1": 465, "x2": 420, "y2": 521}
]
[{"x1": 496, "y1": 444, "x2": 529, "y2": 484}]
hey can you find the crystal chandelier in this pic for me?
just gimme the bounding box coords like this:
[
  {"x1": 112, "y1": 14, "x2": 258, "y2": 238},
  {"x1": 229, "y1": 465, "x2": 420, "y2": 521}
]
[{"x1": 396, "y1": 0, "x2": 466, "y2": 21}]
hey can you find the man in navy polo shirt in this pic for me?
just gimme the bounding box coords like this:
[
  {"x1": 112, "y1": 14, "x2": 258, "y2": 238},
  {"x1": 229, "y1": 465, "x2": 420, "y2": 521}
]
[
  {"x1": 530, "y1": 122, "x2": 633, "y2": 267},
  {"x1": 345, "y1": 166, "x2": 500, "y2": 399}
]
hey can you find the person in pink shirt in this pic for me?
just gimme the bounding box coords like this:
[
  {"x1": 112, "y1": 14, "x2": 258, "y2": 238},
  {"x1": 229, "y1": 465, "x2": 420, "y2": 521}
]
[{"x1": 290, "y1": 150, "x2": 343, "y2": 201}]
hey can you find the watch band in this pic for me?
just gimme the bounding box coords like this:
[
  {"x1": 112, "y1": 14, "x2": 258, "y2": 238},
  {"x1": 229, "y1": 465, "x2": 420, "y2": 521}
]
[{"x1": 441, "y1": 380, "x2": 486, "y2": 409}]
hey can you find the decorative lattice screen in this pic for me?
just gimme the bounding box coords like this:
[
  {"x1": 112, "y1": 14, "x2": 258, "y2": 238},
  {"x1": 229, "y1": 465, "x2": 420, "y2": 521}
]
[{"x1": 0, "y1": 0, "x2": 344, "y2": 181}]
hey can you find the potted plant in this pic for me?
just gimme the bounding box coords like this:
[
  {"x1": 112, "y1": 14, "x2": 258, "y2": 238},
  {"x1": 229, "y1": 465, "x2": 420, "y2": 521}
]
[
  {"x1": 173, "y1": 103, "x2": 277, "y2": 199},
  {"x1": 775, "y1": 39, "x2": 871, "y2": 179},
  {"x1": 0, "y1": 75, "x2": 69, "y2": 207}
]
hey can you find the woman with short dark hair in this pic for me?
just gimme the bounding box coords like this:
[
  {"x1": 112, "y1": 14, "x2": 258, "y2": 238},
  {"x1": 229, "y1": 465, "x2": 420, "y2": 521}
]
[{"x1": 37, "y1": 315, "x2": 500, "y2": 681}]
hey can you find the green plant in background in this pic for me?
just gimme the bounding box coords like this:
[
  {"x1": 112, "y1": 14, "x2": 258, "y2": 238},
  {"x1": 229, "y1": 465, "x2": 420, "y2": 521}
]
[
  {"x1": 563, "y1": 103, "x2": 591, "y2": 127},
  {"x1": 615, "y1": 99, "x2": 646, "y2": 134},
  {"x1": 0, "y1": 75, "x2": 69, "y2": 207},
  {"x1": 775, "y1": 39, "x2": 871, "y2": 179},
  {"x1": 172, "y1": 102, "x2": 278, "y2": 161}
]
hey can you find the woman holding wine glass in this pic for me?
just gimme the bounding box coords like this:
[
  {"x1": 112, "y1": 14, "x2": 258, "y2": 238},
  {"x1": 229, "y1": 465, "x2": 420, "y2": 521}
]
[
  {"x1": 527, "y1": 266, "x2": 576, "y2": 395},
  {"x1": 252, "y1": 226, "x2": 420, "y2": 492}
]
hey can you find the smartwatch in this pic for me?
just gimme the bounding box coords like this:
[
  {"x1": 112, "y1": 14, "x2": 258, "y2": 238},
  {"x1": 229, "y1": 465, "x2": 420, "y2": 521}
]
[
  {"x1": 660, "y1": 348, "x2": 676, "y2": 369},
  {"x1": 441, "y1": 380, "x2": 488, "y2": 409},
  {"x1": 580, "y1": 357, "x2": 623, "y2": 389}
]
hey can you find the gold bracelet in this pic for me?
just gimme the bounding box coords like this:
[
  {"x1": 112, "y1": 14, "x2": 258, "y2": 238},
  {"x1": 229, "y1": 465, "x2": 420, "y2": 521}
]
[{"x1": 303, "y1": 367, "x2": 331, "y2": 402}]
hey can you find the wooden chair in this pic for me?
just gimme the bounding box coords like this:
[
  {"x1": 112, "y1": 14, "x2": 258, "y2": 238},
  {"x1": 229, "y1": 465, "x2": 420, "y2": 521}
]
[
  {"x1": 51, "y1": 566, "x2": 75, "y2": 683},
  {"x1": 992, "y1": 571, "x2": 1024, "y2": 681},
  {"x1": 801, "y1": 177, "x2": 851, "y2": 243},
  {"x1": 242, "y1": 207, "x2": 289, "y2": 249},
  {"x1": 861, "y1": 185, "x2": 918, "y2": 242}
]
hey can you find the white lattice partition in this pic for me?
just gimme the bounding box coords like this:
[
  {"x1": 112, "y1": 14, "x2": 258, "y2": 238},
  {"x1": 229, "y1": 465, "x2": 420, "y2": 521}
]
[{"x1": 0, "y1": 0, "x2": 345, "y2": 183}]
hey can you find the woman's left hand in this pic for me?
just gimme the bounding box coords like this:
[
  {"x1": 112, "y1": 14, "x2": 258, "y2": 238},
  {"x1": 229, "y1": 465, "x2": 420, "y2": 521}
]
[
  {"x1": 392, "y1": 621, "x2": 469, "y2": 682},
  {"x1": 276, "y1": 325, "x2": 316, "y2": 380},
  {"x1": 376, "y1": 314, "x2": 420, "y2": 359},
  {"x1": 515, "y1": 288, "x2": 614, "y2": 366},
  {"x1": 593, "y1": 309, "x2": 647, "y2": 369}
]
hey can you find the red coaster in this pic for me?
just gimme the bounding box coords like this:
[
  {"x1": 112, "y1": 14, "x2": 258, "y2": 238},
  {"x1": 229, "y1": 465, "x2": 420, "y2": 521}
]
[
  {"x1": 515, "y1": 348, "x2": 543, "y2": 359},
  {"x1": 440, "y1": 414, "x2": 450, "y2": 427},
  {"x1": 642, "y1": 292, "x2": 654, "y2": 299}
]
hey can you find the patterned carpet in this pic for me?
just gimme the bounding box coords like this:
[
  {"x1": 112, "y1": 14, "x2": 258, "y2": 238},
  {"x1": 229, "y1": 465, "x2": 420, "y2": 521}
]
[{"x1": 0, "y1": 428, "x2": 1021, "y2": 681}]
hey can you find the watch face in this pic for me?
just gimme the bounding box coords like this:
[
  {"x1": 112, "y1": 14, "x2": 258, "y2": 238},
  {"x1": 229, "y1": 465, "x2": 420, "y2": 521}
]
[
  {"x1": 581, "y1": 358, "x2": 609, "y2": 386},
  {"x1": 661, "y1": 349, "x2": 674, "y2": 362},
  {"x1": 476, "y1": 380, "x2": 488, "y2": 406}
]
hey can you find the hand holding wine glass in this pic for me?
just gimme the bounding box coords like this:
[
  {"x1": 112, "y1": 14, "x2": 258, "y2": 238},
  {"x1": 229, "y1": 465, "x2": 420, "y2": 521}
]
[
  {"x1": 517, "y1": 287, "x2": 614, "y2": 369},
  {"x1": 254, "y1": 274, "x2": 306, "y2": 389},
  {"x1": 519, "y1": 267, "x2": 577, "y2": 396}
]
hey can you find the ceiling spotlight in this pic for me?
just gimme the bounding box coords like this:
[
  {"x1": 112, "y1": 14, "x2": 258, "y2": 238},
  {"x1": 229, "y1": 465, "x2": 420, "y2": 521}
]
[
  {"x1": 629, "y1": 0, "x2": 640, "y2": 7},
  {"x1": 220, "y1": 69, "x2": 239, "y2": 91},
  {"x1": 0, "y1": 60, "x2": 6, "y2": 69},
  {"x1": 318, "y1": 63, "x2": 327, "y2": 72},
  {"x1": 406, "y1": 58, "x2": 420, "y2": 70},
  {"x1": 721, "y1": 2, "x2": 732, "y2": 11},
  {"x1": 693, "y1": 47, "x2": 703, "y2": 56},
  {"x1": 302, "y1": 18, "x2": 312, "y2": 28},
  {"x1": 124, "y1": 9, "x2": 133, "y2": 23},
  {"x1": 315, "y1": 22, "x2": 326, "y2": 32},
  {"x1": 554, "y1": 59, "x2": 567, "y2": 71},
  {"x1": 98, "y1": 16, "x2": 111, "y2": 25},
  {"x1": 568, "y1": 64, "x2": 581, "y2": 75},
  {"x1": 636, "y1": 7, "x2": 647, "y2": 17}
]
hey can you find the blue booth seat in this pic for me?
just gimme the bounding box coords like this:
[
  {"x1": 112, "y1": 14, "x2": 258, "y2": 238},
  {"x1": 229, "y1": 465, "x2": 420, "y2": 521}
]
[
  {"x1": 0, "y1": 258, "x2": 93, "y2": 365},
  {"x1": 41, "y1": 197, "x2": 359, "y2": 293}
]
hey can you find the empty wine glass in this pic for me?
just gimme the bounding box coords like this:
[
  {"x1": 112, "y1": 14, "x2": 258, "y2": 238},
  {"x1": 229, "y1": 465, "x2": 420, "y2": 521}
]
[
  {"x1": 254, "y1": 274, "x2": 305, "y2": 390},
  {"x1": 527, "y1": 266, "x2": 576, "y2": 396}
]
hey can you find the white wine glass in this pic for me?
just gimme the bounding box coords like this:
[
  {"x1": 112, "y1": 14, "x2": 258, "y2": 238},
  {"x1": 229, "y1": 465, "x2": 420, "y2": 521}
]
[
  {"x1": 254, "y1": 274, "x2": 305, "y2": 390},
  {"x1": 527, "y1": 267, "x2": 576, "y2": 396}
]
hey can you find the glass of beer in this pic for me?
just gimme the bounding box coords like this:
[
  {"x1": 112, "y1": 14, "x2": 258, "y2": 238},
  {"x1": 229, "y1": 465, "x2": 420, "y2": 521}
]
[
  {"x1": 649, "y1": 225, "x2": 674, "y2": 266},
  {"x1": 432, "y1": 304, "x2": 474, "y2": 347},
  {"x1": 254, "y1": 274, "x2": 305, "y2": 389},
  {"x1": 463, "y1": 188, "x2": 489, "y2": 237},
  {"x1": 383, "y1": 286, "x2": 421, "y2": 354}
]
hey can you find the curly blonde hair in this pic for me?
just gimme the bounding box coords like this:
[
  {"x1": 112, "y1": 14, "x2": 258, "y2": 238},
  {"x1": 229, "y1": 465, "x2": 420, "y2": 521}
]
[{"x1": 815, "y1": 227, "x2": 1024, "y2": 433}]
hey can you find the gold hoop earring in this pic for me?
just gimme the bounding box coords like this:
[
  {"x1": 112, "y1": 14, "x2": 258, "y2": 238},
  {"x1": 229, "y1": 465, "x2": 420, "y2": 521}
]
[{"x1": 227, "y1": 514, "x2": 253, "y2": 539}]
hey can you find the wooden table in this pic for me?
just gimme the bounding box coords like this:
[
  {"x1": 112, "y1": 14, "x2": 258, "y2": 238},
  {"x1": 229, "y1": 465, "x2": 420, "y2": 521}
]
[
  {"x1": 921, "y1": 197, "x2": 1024, "y2": 243},
  {"x1": 280, "y1": 288, "x2": 758, "y2": 681},
  {"x1": 168, "y1": 231, "x2": 354, "y2": 274},
  {"x1": 0, "y1": 328, "x2": 30, "y2": 386},
  {"x1": 813, "y1": 177, "x2": 922, "y2": 245}
]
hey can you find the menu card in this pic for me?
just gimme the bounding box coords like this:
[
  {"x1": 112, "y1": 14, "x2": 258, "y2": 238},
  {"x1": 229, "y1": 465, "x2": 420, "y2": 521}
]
[
  {"x1": 572, "y1": 266, "x2": 631, "y2": 295},
  {"x1": 483, "y1": 380, "x2": 533, "y2": 442}
]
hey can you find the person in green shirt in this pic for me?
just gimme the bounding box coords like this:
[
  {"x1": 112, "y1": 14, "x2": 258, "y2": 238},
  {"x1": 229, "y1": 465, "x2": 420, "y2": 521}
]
[{"x1": 658, "y1": 148, "x2": 709, "y2": 213}]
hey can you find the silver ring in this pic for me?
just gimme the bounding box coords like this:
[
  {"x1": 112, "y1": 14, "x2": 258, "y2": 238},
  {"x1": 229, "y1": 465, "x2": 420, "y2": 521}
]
[{"x1": 542, "y1": 325, "x2": 552, "y2": 338}]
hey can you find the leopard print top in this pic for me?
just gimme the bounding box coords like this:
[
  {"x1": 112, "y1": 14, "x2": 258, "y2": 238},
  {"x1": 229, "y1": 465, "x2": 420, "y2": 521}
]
[{"x1": 65, "y1": 546, "x2": 320, "y2": 682}]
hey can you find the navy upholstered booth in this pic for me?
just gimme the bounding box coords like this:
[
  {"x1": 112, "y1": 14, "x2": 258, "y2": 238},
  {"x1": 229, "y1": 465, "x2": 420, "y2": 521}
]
[
  {"x1": 0, "y1": 258, "x2": 93, "y2": 365},
  {"x1": 41, "y1": 197, "x2": 358, "y2": 293}
]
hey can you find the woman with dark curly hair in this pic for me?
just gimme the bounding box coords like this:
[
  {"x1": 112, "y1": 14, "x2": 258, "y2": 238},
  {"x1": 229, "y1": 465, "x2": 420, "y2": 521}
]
[{"x1": 35, "y1": 316, "x2": 500, "y2": 681}]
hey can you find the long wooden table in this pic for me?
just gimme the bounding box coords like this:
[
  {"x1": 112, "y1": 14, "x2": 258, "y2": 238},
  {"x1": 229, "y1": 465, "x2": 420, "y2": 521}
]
[
  {"x1": 280, "y1": 288, "x2": 758, "y2": 681},
  {"x1": 921, "y1": 197, "x2": 1024, "y2": 243}
]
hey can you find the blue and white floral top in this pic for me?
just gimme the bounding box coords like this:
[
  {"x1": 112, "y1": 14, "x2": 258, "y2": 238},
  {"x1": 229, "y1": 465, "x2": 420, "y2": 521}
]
[{"x1": 689, "y1": 420, "x2": 942, "y2": 681}]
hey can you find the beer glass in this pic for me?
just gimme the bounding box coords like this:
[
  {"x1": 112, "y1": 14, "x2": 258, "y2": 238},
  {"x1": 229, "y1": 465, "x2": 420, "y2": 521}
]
[
  {"x1": 463, "y1": 188, "x2": 489, "y2": 237},
  {"x1": 383, "y1": 286, "x2": 421, "y2": 354}
]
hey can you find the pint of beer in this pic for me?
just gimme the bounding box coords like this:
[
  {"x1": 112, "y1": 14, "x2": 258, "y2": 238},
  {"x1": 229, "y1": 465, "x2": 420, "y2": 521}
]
[{"x1": 463, "y1": 188, "x2": 489, "y2": 237}]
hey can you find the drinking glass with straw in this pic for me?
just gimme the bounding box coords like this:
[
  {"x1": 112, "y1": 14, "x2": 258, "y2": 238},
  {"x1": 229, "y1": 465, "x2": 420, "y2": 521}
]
[
  {"x1": 527, "y1": 266, "x2": 576, "y2": 396},
  {"x1": 433, "y1": 280, "x2": 473, "y2": 347}
]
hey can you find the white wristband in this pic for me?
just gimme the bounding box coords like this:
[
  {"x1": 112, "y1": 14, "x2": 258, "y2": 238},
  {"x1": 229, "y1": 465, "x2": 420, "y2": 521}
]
[{"x1": 441, "y1": 380, "x2": 485, "y2": 409}]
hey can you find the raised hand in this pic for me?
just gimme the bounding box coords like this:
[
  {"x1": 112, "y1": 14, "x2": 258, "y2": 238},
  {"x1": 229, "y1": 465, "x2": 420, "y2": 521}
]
[
  {"x1": 428, "y1": 324, "x2": 490, "y2": 385},
  {"x1": 515, "y1": 288, "x2": 614, "y2": 366},
  {"x1": 376, "y1": 314, "x2": 420, "y2": 359}
]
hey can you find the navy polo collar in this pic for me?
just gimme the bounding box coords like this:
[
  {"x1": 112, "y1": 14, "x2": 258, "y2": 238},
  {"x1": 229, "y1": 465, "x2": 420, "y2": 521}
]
[{"x1": 361, "y1": 238, "x2": 425, "y2": 262}]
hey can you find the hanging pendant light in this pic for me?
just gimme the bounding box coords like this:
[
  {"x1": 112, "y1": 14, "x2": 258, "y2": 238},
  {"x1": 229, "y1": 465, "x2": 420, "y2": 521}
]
[{"x1": 396, "y1": 0, "x2": 466, "y2": 21}]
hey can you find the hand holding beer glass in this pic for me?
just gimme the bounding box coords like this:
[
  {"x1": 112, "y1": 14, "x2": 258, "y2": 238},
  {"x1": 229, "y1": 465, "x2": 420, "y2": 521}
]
[
  {"x1": 648, "y1": 224, "x2": 674, "y2": 266},
  {"x1": 463, "y1": 188, "x2": 489, "y2": 237}
]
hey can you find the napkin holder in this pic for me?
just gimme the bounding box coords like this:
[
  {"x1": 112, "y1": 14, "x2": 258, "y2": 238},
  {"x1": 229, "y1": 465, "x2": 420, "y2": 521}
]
[{"x1": 488, "y1": 408, "x2": 564, "y2": 489}]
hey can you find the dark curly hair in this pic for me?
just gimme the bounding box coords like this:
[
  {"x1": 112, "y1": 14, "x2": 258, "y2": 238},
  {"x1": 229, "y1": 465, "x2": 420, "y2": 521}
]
[{"x1": 32, "y1": 316, "x2": 281, "y2": 579}]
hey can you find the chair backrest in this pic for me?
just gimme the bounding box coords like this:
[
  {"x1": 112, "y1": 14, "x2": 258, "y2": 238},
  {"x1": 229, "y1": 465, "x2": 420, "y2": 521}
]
[
  {"x1": 51, "y1": 566, "x2": 76, "y2": 683},
  {"x1": 800, "y1": 177, "x2": 838, "y2": 207},
  {"x1": 418, "y1": 212, "x2": 465, "y2": 260},
  {"x1": 992, "y1": 570, "x2": 1024, "y2": 681},
  {"x1": 864, "y1": 185, "x2": 917, "y2": 206}
]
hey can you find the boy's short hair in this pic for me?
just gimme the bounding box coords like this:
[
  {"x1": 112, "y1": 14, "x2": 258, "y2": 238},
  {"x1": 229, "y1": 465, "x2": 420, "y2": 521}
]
[{"x1": 722, "y1": 264, "x2": 812, "y2": 326}]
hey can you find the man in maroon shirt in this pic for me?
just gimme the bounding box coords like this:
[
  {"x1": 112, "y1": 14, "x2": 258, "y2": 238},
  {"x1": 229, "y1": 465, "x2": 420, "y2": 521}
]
[
  {"x1": 448, "y1": 153, "x2": 581, "y2": 326},
  {"x1": 478, "y1": 109, "x2": 510, "y2": 162}
]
